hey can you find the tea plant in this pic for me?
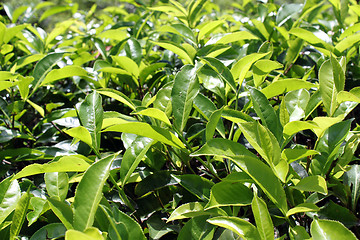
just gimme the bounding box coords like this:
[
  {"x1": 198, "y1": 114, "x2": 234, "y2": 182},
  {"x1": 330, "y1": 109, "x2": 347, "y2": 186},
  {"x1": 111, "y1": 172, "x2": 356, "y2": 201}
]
[{"x1": 1, "y1": 0, "x2": 360, "y2": 239}]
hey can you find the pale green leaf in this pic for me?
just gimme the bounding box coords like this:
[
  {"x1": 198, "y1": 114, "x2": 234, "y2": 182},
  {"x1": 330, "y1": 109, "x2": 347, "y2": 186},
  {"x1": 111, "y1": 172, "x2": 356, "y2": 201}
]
[
  {"x1": 133, "y1": 108, "x2": 171, "y2": 126},
  {"x1": 207, "y1": 216, "x2": 260, "y2": 240},
  {"x1": 0, "y1": 178, "x2": 21, "y2": 224},
  {"x1": 286, "y1": 203, "x2": 320, "y2": 217},
  {"x1": 311, "y1": 219, "x2": 357, "y2": 240},
  {"x1": 64, "y1": 126, "x2": 92, "y2": 147},
  {"x1": 41, "y1": 66, "x2": 88, "y2": 86},
  {"x1": 293, "y1": 176, "x2": 327, "y2": 195},
  {"x1": 103, "y1": 122, "x2": 185, "y2": 149},
  {"x1": 73, "y1": 154, "x2": 116, "y2": 231},
  {"x1": 252, "y1": 194, "x2": 274, "y2": 240},
  {"x1": 13, "y1": 155, "x2": 90, "y2": 179}
]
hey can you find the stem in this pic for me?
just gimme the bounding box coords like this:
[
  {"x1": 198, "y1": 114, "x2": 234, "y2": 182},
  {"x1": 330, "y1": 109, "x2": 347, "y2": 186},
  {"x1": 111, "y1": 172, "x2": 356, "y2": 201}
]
[
  {"x1": 109, "y1": 175, "x2": 135, "y2": 212},
  {"x1": 172, "y1": 126, "x2": 220, "y2": 179},
  {"x1": 306, "y1": 139, "x2": 311, "y2": 173},
  {"x1": 228, "y1": 86, "x2": 241, "y2": 140}
]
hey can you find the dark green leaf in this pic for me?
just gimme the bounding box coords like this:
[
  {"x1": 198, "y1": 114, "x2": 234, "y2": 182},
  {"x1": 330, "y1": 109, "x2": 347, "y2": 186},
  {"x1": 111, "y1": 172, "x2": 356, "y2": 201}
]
[
  {"x1": 173, "y1": 174, "x2": 214, "y2": 201},
  {"x1": 120, "y1": 136, "x2": 154, "y2": 185},
  {"x1": 135, "y1": 171, "x2": 178, "y2": 197},
  {"x1": 30, "y1": 223, "x2": 66, "y2": 240},
  {"x1": 249, "y1": 87, "x2": 283, "y2": 143},
  {"x1": 78, "y1": 91, "x2": 103, "y2": 153},
  {"x1": 343, "y1": 165, "x2": 360, "y2": 212},
  {"x1": 178, "y1": 216, "x2": 215, "y2": 240},
  {"x1": 206, "y1": 181, "x2": 253, "y2": 209}
]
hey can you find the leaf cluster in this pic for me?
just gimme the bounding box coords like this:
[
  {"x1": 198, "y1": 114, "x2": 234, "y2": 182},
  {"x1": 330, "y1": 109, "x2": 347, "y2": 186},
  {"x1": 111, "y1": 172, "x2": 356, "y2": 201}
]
[{"x1": 1, "y1": 0, "x2": 360, "y2": 239}]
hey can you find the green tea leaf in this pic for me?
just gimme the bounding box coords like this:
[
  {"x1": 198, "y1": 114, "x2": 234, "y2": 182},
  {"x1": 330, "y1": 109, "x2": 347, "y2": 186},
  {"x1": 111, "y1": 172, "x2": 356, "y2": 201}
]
[
  {"x1": 289, "y1": 28, "x2": 333, "y2": 53},
  {"x1": 253, "y1": 59, "x2": 283, "y2": 87},
  {"x1": 343, "y1": 165, "x2": 360, "y2": 212},
  {"x1": 238, "y1": 122, "x2": 288, "y2": 182},
  {"x1": 0, "y1": 178, "x2": 21, "y2": 224},
  {"x1": 103, "y1": 122, "x2": 184, "y2": 148},
  {"x1": 65, "y1": 228, "x2": 105, "y2": 240},
  {"x1": 281, "y1": 148, "x2": 319, "y2": 163},
  {"x1": 335, "y1": 32, "x2": 360, "y2": 53},
  {"x1": 319, "y1": 56, "x2": 345, "y2": 116},
  {"x1": 293, "y1": 176, "x2": 327, "y2": 195},
  {"x1": 215, "y1": 31, "x2": 259, "y2": 44},
  {"x1": 171, "y1": 65, "x2": 199, "y2": 131},
  {"x1": 99, "y1": 205, "x2": 146, "y2": 240},
  {"x1": 188, "y1": 0, "x2": 207, "y2": 27},
  {"x1": 27, "y1": 99, "x2": 45, "y2": 117},
  {"x1": 125, "y1": 38, "x2": 142, "y2": 65},
  {"x1": 290, "y1": 226, "x2": 311, "y2": 240},
  {"x1": 133, "y1": 108, "x2": 171, "y2": 126},
  {"x1": 120, "y1": 136, "x2": 154, "y2": 185},
  {"x1": 312, "y1": 119, "x2": 352, "y2": 175},
  {"x1": 286, "y1": 203, "x2": 320, "y2": 217},
  {"x1": 192, "y1": 141, "x2": 288, "y2": 214},
  {"x1": 48, "y1": 198, "x2": 74, "y2": 230},
  {"x1": 276, "y1": 3, "x2": 303, "y2": 26},
  {"x1": 310, "y1": 219, "x2": 357, "y2": 240},
  {"x1": 78, "y1": 91, "x2": 103, "y2": 153},
  {"x1": 168, "y1": 202, "x2": 205, "y2": 222},
  {"x1": 249, "y1": 88, "x2": 283, "y2": 143},
  {"x1": 64, "y1": 126, "x2": 92, "y2": 147},
  {"x1": 252, "y1": 194, "x2": 274, "y2": 240},
  {"x1": 30, "y1": 223, "x2": 66, "y2": 240},
  {"x1": 231, "y1": 53, "x2": 268, "y2": 85},
  {"x1": 261, "y1": 79, "x2": 316, "y2": 99},
  {"x1": 97, "y1": 29, "x2": 128, "y2": 42},
  {"x1": 207, "y1": 216, "x2": 260, "y2": 240},
  {"x1": 173, "y1": 174, "x2": 214, "y2": 201},
  {"x1": 10, "y1": 191, "x2": 31, "y2": 240},
  {"x1": 206, "y1": 108, "x2": 224, "y2": 141},
  {"x1": 201, "y1": 57, "x2": 237, "y2": 93},
  {"x1": 39, "y1": 5, "x2": 74, "y2": 22},
  {"x1": 198, "y1": 20, "x2": 225, "y2": 40},
  {"x1": 32, "y1": 52, "x2": 65, "y2": 94},
  {"x1": 13, "y1": 156, "x2": 90, "y2": 179},
  {"x1": 179, "y1": 216, "x2": 215, "y2": 240},
  {"x1": 152, "y1": 41, "x2": 193, "y2": 64},
  {"x1": 134, "y1": 171, "x2": 178, "y2": 197},
  {"x1": 205, "y1": 181, "x2": 253, "y2": 209},
  {"x1": 112, "y1": 56, "x2": 139, "y2": 79},
  {"x1": 98, "y1": 88, "x2": 136, "y2": 111},
  {"x1": 41, "y1": 66, "x2": 88, "y2": 86},
  {"x1": 73, "y1": 154, "x2": 116, "y2": 231},
  {"x1": 191, "y1": 138, "x2": 257, "y2": 159},
  {"x1": 285, "y1": 89, "x2": 310, "y2": 122},
  {"x1": 45, "y1": 172, "x2": 69, "y2": 202}
]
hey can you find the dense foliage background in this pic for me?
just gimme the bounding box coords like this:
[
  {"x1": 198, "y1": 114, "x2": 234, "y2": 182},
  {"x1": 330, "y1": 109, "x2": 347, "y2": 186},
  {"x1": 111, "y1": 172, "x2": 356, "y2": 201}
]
[{"x1": 1, "y1": 0, "x2": 360, "y2": 239}]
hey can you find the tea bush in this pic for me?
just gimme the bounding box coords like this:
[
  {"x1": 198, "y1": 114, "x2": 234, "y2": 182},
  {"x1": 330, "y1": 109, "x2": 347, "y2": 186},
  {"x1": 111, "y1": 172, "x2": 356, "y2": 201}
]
[{"x1": 1, "y1": 0, "x2": 360, "y2": 239}]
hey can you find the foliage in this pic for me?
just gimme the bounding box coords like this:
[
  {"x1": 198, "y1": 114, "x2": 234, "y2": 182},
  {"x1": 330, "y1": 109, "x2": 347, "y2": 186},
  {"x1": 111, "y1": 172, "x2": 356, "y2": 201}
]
[{"x1": 1, "y1": 0, "x2": 360, "y2": 239}]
